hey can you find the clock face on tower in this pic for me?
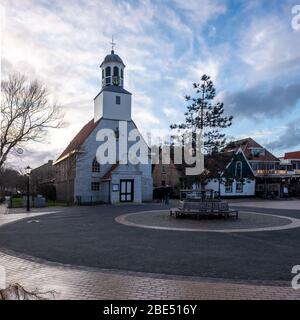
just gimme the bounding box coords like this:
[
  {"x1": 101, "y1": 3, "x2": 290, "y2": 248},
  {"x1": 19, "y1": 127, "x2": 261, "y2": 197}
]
[{"x1": 112, "y1": 76, "x2": 120, "y2": 86}]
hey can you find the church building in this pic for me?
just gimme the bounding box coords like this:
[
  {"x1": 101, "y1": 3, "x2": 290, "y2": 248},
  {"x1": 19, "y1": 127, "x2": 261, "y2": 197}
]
[{"x1": 53, "y1": 46, "x2": 153, "y2": 204}]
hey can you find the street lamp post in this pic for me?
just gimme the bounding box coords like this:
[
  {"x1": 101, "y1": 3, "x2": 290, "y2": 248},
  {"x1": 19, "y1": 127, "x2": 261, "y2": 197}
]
[{"x1": 25, "y1": 166, "x2": 31, "y2": 212}]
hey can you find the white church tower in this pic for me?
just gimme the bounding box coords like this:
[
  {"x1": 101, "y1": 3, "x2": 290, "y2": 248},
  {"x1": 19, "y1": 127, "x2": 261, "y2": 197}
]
[
  {"x1": 94, "y1": 41, "x2": 132, "y2": 122},
  {"x1": 54, "y1": 40, "x2": 153, "y2": 204}
]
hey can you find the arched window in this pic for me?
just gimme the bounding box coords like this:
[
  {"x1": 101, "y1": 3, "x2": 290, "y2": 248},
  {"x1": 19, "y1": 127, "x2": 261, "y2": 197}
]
[
  {"x1": 105, "y1": 66, "x2": 111, "y2": 85},
  {"x1": 235, "y1": 161, "x2": 242, "y2": 179},
  {"x1": 105, "y1": 66, "x2": 111, "y2": 77},
  {"x1": 92, "y1": 158, "x2": 100, "y2": 173},
  {"x1": 113, "y1": 66, "x2": 119, "y2": 76}
]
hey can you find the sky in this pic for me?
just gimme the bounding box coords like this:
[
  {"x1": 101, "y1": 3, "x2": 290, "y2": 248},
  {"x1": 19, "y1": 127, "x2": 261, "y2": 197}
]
[{"x1": 1, "y1": 0, "x2": 300, "y2": 169}]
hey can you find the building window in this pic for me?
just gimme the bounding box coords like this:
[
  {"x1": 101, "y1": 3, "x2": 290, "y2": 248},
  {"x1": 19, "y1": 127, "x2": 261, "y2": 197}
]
[
  {"x1": 113, "y1": 66, "x2": 119, "y2": 76},
  {"x1": 162, "y1": 165, "x2": 166, "y2": 174},
  {"x1": 251, "y1": 148, "x2": 265, "y2": 157},
  {"x1": 236, "y1": 181, "x2": 243, "y2": 193},
  {"x1": 161, "y1": 180, "x2": 166, "y2": 186},
  {"x1": 105, "y1": 66, "x2": 111, "y2": 77},
  {"x1": 105, "y1": 66, "x2": 111, "y2": 86},
  {"x1": 116, "y1": 96, "x2": 121, "y2": 105},
  {"x1": 225, "y1": 181, "x2": 233, "y2": 193},
  {"x1": 92, "y1": 158, "x2": 100, "y2": 172},
  {"x1": 236, "y1": 161, "x2": 242, "y2": 179},
  {"x1": 91, "y1": 182, "x2": 100, "y2": 191}
]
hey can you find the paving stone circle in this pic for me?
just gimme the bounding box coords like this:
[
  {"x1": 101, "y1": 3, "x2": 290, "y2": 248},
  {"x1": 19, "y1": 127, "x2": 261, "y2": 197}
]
[{"x1": 116, "y1": 210, "x2": 300, "y2": 233}]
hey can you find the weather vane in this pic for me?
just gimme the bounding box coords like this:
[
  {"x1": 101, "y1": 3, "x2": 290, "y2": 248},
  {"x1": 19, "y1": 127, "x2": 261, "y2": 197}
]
[{"x1": 110, "y1": 36, "x2": 116, "y2": 52}]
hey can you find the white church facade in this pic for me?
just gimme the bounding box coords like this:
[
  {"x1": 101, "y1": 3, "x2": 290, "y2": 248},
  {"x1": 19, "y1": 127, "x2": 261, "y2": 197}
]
[{"x1": 54, "y1": 48, "x2": 153, "y2": 204}]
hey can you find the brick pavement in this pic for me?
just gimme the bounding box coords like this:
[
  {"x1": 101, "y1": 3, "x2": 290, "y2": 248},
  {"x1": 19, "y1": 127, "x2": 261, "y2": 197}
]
[{"x1": 0, "y1": 208, "x2": 300, "y2": 300}]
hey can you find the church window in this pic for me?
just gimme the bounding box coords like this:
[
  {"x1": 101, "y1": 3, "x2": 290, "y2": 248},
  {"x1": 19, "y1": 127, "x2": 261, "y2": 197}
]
[
  {"x1": 116, "y1": 96, "x2": 121, "y2": 105},
  {"x1": 92, "y1": 158, "x2": 100, "y2": 172},
  {"x1": 91, "y1": 182, "x2": 100, "y2": 191},
  {"x1": 105, "y1": 67, "x2": 111, "y2": 86},
  {"x1": 105, "y1": 66, "x2": 111, "y2": 77},
  {"x1": 113, "y1": 66, "x2": 119, "y2": 76}
]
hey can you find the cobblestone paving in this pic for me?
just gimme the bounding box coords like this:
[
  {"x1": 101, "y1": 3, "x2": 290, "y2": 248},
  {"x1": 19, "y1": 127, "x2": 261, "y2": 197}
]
[
  {"x1": 1, "y1": 206, "x2": 300, "y2": 300},
  {"x1": 1, "y1": 251, "x2": 300, "y2": 300}
]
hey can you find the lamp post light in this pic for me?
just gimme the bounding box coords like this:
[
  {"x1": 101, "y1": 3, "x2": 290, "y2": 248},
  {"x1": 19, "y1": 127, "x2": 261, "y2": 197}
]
[{"x1": 25, "y1": 166, "x2": 31, "y2": 212}]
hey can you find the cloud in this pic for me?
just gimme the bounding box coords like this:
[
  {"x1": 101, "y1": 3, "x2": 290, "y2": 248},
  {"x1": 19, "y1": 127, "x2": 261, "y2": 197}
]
[
  {"x1": 237, "y1": 13, "x2": 300, "y2": 85},
  {"x1": 172, "y1": 0, "x2": 226, "y2": 25},
  {"x1": 225, "y1": 83, "x2": 300, "y2": 119},
  {"x1": 1, "y1": 0, "x2": 300, "y2": 169},
  {"x1": 266, "y1": 118, "x2": 300, "y2": 151}
]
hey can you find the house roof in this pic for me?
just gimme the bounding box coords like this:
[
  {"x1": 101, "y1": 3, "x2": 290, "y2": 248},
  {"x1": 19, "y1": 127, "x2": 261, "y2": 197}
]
[
  {"x1": 101, "y1": 162, "x2": 119, "y2": 180},
  {"x1": 284, "y1": 151, "x2": 300, "y2": 160},
  {"x1": 54, "y1": 119, "x2": 99, "y2": 164},
  {"x1": 223, "y1": 137, "x2": 279, "y2": 162}
]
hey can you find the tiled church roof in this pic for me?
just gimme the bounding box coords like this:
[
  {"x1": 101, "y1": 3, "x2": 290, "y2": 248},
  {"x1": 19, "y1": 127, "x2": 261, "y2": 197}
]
[{"x1": 54, "y1": 119, "x2": 99, "y2": 164}]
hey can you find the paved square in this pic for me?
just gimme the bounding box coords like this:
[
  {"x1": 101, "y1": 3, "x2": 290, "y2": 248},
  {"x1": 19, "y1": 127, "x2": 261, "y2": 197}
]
[{"x1": 0, "y1": 201, "x2": 300, "y2": 299}]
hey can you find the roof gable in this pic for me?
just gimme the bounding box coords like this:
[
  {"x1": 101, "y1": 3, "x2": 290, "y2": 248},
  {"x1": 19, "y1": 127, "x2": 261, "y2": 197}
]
[{"x1": 223, "y1": 149, "x2": 255, "y2": 179}]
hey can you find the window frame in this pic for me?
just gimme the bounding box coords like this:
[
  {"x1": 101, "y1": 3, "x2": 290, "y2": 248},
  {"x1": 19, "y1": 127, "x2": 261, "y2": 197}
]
[
  {"x1": 92, "y1": 158, "x2": 100, "y2": 173},
  {"x1": 236, "y1": 181, "x2": 243, "y2": 193},
  {"x1": 91, "y1": 182, "x2": 100, "y2": 191},
  {"x1": 113, "y1": 66, "x2": 119, "y2": 77},
  {"x1": 225, "y1": 181, "x2": 233, "y2": 193}
]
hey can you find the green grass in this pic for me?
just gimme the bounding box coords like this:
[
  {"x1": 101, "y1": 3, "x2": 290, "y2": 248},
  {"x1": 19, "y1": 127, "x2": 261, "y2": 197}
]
[
  {"x1": 45, "y1": 200, "x2": 68, "y2": 207},
  {"x1": 10, "y1": 198, "x2": 68, "y2": 208}
]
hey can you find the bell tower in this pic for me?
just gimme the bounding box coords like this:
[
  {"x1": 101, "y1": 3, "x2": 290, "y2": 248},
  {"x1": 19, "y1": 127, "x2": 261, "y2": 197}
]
[
  {"x1": 100, "y1": 37, "x2": 125, "y2": 88},
  {"x1": 94, "y1": 39, "x2": 132, "y2": 122}
]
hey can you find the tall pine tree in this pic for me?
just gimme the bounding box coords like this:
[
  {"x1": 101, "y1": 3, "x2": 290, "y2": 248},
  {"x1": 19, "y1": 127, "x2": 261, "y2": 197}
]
[{"x1": 171, "y1": 74, "x2": 233, "y2": 154}]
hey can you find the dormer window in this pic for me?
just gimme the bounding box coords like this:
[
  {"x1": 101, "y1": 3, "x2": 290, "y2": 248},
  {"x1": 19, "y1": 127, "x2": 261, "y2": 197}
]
[{"x1": 251, "y1": 148, "x2": 265, "y2": 157}]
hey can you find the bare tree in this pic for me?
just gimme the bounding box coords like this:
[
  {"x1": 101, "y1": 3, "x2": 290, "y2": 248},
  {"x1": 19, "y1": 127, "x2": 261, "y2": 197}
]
[{"x1": 0, "y1": 74, "x2": 64, "y2": 169}]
